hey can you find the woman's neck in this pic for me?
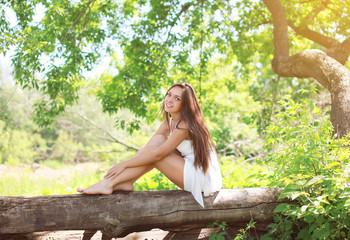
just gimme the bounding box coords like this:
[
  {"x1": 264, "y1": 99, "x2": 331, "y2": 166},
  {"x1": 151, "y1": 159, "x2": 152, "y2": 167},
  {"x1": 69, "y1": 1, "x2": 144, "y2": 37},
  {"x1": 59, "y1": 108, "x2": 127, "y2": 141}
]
[{"x1": 170, "y1": 113, "x2": 181, "y2": 123}]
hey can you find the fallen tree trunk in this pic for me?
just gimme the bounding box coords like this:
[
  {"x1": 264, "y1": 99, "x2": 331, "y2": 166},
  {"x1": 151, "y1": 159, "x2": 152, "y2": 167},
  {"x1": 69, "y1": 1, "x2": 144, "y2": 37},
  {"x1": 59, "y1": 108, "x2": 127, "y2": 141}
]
[{"x1": 0, "y1": 188, "x2": 289, "y2": 239}]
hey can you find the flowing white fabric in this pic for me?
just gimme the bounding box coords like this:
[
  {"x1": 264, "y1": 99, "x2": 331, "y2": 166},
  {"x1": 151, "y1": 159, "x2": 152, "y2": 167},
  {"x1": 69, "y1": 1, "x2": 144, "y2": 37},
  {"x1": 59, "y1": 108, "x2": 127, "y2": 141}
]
[{"x1": 169, "y1": 117, "x2": 222, "y2": 207}]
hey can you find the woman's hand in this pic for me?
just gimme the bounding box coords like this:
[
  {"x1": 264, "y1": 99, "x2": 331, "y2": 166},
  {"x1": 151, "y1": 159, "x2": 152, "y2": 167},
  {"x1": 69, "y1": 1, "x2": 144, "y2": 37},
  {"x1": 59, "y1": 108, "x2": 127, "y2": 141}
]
[{"x1": 104, "y1": 161, "x2": 127, "y2": 179}]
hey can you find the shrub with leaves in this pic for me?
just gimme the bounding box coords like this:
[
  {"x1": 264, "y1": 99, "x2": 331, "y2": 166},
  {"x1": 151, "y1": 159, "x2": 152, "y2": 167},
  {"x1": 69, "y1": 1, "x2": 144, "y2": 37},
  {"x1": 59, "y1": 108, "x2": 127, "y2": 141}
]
[{"x1": 261, "y1": 96, "x2": 350, "y2": 240}]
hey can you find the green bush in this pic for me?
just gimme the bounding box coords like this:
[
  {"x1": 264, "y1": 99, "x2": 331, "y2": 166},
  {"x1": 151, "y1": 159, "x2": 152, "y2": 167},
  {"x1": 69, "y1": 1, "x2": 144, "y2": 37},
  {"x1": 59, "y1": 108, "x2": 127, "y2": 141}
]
[
  {"x1": 260, "y1": 96, "x2": 350, "y2": 240},
  {"x1": 221, "y1": 156, "x2": 268, "y2": 189},
  {"x1": 0, "y1": 120, "x2": 46, "y2": 165}
]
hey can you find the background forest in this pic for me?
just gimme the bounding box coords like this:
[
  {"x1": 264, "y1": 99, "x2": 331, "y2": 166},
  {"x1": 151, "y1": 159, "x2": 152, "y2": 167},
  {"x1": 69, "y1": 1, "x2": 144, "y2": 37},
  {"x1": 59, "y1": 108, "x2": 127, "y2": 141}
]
[
  {"x1": 0, "y1": 56, "x2": 277, "y2": 194},
  {"x1": 1, "y1": 0, "x2": 350, "y2": 239}
]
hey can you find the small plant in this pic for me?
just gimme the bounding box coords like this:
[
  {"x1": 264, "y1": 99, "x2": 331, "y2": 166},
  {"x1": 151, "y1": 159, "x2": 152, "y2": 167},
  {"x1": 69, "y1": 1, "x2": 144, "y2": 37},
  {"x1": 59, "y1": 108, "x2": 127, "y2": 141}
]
[
  {"x1": 209, "y1": 221, "x2": 230, "y2": 240},
  {"x1": 209, "y1": 221, "x2": 256, "y2": 240},
  {"x1": 260, "y1": 95, "x2": 350, "y2": 240},
  {"x1": 234, "y1": 220, "x2": 256, "y2": 240}
]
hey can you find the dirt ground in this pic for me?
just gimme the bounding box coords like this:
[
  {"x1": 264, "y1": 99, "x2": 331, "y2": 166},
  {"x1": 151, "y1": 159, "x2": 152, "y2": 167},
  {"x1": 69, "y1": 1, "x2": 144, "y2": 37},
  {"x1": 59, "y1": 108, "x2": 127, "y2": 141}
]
[{"x1": 1, "y1": 225, "x2": 268, "y2": 240}]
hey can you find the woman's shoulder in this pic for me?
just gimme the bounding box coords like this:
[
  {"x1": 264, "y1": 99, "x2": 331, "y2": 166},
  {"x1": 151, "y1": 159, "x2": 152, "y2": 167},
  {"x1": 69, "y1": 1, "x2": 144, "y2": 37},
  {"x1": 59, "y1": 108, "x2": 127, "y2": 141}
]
[
  {"x1": 176, "y1": 121, "x2": 191, "y2": 140},
  {"x1": 176, "y1": 120, "x2": 189, "y2": 132}
]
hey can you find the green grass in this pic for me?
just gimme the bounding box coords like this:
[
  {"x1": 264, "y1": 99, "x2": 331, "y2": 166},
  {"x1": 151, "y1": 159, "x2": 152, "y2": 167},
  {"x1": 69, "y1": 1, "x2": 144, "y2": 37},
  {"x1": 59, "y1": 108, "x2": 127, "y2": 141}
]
[
  {"x1": 0, "y1": 157, "x2": 266, "y2": 196},
  {"x1": 0, "y1": 162, "x2": 103, "y2": 196}
]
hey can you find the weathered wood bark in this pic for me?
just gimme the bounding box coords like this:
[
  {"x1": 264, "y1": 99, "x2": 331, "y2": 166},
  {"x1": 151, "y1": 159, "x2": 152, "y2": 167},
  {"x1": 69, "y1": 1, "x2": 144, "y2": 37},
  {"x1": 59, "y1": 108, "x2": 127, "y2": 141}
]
[
  {"x1": 0, "y1": 189, "x2": 287, "y2": 238},
  {"x1": 262, "y1": 0, "x2": 350, "y2": 138}
]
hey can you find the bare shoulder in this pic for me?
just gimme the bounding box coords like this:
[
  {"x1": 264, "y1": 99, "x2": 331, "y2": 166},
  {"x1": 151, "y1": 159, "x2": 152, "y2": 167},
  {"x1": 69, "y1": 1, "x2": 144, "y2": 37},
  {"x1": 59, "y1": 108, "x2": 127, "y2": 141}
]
[
  {"x1": 176, "y1": 120, "x2": 188, "y2": 130},
  {"x1": 175, "y1": 120, "x2": 190, "y2": 139}
]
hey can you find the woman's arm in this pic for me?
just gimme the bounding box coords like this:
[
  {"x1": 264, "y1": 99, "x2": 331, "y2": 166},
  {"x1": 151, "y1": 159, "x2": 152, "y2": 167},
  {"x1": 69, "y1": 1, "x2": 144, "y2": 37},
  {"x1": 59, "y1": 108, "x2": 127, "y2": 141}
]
[{"x1": 125, "y1": 128, "x2": 187, "y2": 166}]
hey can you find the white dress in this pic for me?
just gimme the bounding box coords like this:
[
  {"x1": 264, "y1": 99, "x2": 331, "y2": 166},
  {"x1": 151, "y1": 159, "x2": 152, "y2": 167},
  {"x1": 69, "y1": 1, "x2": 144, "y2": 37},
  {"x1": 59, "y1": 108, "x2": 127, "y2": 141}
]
[{"x1": 169, "y1": 118, "x2": 222, "y2": 207}]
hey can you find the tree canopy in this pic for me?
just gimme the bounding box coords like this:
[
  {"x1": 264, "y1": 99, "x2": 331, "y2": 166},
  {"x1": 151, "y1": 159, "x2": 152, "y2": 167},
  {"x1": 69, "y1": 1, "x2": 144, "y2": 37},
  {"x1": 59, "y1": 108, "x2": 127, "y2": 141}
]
[{"x1": 1, "y1": 0, "x2": 350, "y2": 135}]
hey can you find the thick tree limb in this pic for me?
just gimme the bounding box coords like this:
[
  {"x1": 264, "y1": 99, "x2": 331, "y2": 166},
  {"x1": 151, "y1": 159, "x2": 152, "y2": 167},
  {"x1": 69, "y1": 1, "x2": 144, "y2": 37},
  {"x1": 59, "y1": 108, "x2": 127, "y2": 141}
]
[
  {"x1": 325, "y1": 37, "x2": 350, "y2": 65},
  {"x1": 262, "y1": 0, "x2": 289, "y2": 59},
  {"x1": 262, "y1": 0, "x2": 350, "y2": 89},
  {"x1": 0, "y1": 189, "x2": 287, "y2": 239},
  {"x1": 270, "y1": 49, "x2": 347, "y2": 90},
  {"x1": 288, "y1": 22, "x2": 350, "y2": 65},
  {"x1": 262, "y1": 0, "x2": 350, "y2": 138}
]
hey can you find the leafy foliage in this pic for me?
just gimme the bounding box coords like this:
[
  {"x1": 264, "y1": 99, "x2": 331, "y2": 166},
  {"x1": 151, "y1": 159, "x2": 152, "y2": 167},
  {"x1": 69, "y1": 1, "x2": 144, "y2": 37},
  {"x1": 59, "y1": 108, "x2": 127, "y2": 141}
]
[
  {"x1": 2, "y1": 0, "x2": 348, "y2": 131},
  {"x1": 0, "y1": 122, "x2": 46, "y2": 165},
  {"x1": 208, "y1": 220, "x2": 257, "y2": 240},
  {"x1": 260, "y1": 94, "x2": 350, "y2": 240},
  {"x1": 233, "y1": 220, "x2": 256, "y2": 240},
  {"x1": 209, "y1": 221, "x2": 231, "y2": 240},
  {"x1": 1, "y1": 0, "x2": 121, "y2": 125}
]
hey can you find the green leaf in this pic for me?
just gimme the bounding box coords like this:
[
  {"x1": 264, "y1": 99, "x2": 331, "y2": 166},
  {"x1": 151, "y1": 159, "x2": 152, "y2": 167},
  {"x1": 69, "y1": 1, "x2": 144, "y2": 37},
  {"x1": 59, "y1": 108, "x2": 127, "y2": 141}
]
[
  {"x1": 325, "y1": 162, "x2": 340, "y2": 169},
  {"x1": 216, "y1": 232, "x2": 226, "y2": 240},
  {"x1": 311, "y1": 227, "x2": 330, "y2": 240},
  {"x1": 300, "y1": 205, "x2": 308, "y2": 213},
  {"x1": 290, "y1": 191, "x2": 308, "y2": 200},
  {"x1": 274, "y1": 203, "x2": 289, "y2": 213},
  {"x1": 309, "y1": 100, "x2": 314, "y2": 111},
  {"x1": 297, "y1": 227, "x2": 311, "y2": 239},
  {"x1": 305, "y1": 175, "x2": 324, "y2": 187},
  {"x1": 209, "y1": 233, "x2": 217, "y2": 240},
  {"x1": 304, "y1": 215, "x2": 314, "y2": 224}
]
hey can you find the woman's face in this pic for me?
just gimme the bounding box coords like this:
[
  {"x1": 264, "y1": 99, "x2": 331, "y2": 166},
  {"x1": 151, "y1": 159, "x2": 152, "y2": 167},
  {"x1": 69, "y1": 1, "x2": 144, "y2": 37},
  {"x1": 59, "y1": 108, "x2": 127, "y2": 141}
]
[{"x1": 164, "y1": 86, "x2": 184, "y2": 115}]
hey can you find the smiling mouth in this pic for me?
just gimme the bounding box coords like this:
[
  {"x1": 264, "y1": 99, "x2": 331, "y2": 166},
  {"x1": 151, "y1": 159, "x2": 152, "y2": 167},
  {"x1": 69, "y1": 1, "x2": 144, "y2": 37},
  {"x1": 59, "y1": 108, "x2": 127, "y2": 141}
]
[{"x1": 166, "y1": 103, "x2": 173, "y2": 108}]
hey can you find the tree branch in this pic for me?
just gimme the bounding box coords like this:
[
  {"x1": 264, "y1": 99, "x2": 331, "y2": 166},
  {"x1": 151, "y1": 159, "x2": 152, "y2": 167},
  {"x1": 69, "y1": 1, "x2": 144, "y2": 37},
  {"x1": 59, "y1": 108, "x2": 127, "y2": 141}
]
[
  {"x1": 325, "y1": 37, "x2": 350, "y2": 65},
  {"x1": 261, "y1": 0, "x2": 289, "y2": 60},
  {"x1": 288, "y1": 21, "x2": 350, "y2": 64},
  {"x1": 286, "y1": 1, "x2": 350, "y2": 65},
  {"x1": 288, "y1": 21, "x2": 338, "y2": 49},
  {"x1": 75, "y1": 111, "x2": 139, "y2": 151},
  {"x1": 301, "y1": 0, "x2": 329, "y2": 24}
]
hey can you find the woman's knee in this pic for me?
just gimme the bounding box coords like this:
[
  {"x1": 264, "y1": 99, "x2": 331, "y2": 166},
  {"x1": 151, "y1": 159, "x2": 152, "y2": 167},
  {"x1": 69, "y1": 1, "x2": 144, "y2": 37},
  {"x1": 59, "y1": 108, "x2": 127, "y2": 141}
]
[
  {"x1": 135, "y1": 135, "x2": 167, "y2": 157},
  {"x1": 147, "y1": 135, "x2": 167, "y2": 147}
]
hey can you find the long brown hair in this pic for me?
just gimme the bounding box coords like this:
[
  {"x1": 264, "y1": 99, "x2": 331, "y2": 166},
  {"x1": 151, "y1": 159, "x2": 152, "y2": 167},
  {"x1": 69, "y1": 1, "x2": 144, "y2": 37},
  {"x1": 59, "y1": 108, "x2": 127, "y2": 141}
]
[{"x1": 161, "y1": 83, "x2": 214, "y2": 173}]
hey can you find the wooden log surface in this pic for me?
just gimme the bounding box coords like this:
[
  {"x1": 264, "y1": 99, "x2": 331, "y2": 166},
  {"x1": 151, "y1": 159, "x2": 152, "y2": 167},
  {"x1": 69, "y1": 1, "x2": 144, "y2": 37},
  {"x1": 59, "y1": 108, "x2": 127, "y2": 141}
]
[{"x1": 0, "y1": 188, "x2": 287, "y2": 238}]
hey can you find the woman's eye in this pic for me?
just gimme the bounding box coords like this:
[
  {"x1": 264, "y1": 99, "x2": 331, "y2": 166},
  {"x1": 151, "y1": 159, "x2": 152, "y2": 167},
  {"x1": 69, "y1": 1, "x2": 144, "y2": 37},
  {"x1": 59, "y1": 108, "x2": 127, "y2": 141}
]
[{"x1": 176, "y1": 97, "x2": 181, "y2": 101}]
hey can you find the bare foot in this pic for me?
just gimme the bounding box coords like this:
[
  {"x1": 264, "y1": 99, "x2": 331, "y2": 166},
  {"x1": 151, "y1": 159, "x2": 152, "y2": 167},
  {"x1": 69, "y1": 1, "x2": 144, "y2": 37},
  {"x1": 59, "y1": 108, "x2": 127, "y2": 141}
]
[{"x1": 77, "y1": 178, "x2": 114, "y2": 194}]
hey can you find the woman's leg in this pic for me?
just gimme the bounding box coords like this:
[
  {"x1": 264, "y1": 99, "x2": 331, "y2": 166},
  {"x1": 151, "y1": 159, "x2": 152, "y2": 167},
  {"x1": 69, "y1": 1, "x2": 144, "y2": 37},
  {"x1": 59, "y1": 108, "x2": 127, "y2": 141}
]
[
  {"x1": 77, "y1": 135, "x2": 185, "y2": 194},
  {"x1": 153, "y1": 153, "x2": 185, "y2": 189},
  {"x1": 110, "y1": 135, "x2": 166, "y2": 191}
]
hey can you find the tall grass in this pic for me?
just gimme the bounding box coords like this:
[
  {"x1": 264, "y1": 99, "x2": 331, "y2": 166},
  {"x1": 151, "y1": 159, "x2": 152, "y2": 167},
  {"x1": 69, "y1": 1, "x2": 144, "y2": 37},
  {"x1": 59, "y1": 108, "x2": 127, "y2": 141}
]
[
  {"x1": 0, "y1": 157, "x2": 266, "y2": 196},
  {"x1": 0, "y1": 162, "x2": 103, "y2": 196}
]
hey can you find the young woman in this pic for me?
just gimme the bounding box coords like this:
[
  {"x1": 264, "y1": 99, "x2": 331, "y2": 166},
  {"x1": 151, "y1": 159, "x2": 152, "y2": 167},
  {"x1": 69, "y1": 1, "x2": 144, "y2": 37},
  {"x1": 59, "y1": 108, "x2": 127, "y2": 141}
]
[{"x1": 77, "y1": 83, "x2": 222, "y2": 207}]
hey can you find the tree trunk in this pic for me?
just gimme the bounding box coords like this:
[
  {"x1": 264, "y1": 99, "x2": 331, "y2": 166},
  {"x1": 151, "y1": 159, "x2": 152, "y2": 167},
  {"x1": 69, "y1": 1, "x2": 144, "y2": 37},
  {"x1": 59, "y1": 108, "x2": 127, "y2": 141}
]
[
  {"x1": 0, "y1": 189, "x2": 287, "y2": 238},
  {"x1": 262, "y1": 0, "x2": 350, "y2": 138}
]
